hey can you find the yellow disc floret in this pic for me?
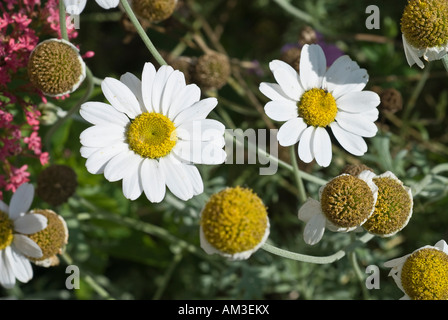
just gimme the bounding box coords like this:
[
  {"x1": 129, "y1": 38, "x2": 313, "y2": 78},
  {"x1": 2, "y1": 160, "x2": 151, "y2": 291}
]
[
  {"x1": 200, "y1": 187, "x2": 268, "y2": 255},
  {"x1": 27, "y1": 209, "x2": 68, "y2": 262},
  {"x1": 127, "y1": 112, "x2": 177, "y2": 159},
  {"x1": 363, "y1": 177, "x2": 412, "y2": 236},
  {"x1": 298, "y1": 88, "x2": 338, "y2": 127},
  {"x1": 0, "y1": 211, "x2": 14, "y2": 251},
  {"x1": 401, "y1": 0, "x2": 448, "y2": 49},
  {"x1": 320, "y1": 175, "x2": 375, "y2": 228},
  {"x1": 401, "y1": 248, "x2": 448, "y2": 300},
  {"x1": 28, "y1": 39, "x2": 84, "y2": 96}
]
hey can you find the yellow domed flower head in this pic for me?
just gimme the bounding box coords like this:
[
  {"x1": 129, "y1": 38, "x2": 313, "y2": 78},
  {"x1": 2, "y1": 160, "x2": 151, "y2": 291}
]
[
  {"x1": 26, "y1": 209, "x2": 68, "y2": 268},
  {"x1": 130, "y1": 0, "x2": 178, "y2": 23},
  {"x1": 298, "y1": 171, "x2": 378, "y2": 245},
  {"x1": 362, "y1": 171, "x2": 413, "y2": 237},
  {"x1": 28, "y1": 39, "x2": 86, "y2": 97},
  {"x1": 199, "y1": 186, "x2": 270, "y2": 260},
  {"x1": 400, "y1": 0, "x2": 448, "y2": 68},
  {"x1": 384, "y1": 240, "x2": 448, "y2": 300}
]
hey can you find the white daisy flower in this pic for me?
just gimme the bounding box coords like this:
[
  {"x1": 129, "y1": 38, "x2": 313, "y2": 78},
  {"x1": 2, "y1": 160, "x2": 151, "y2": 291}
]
[
  {"x1": 298, "y1": 171, "x2": 378, "y2": 245},
  {"x1": 384, "y1": 240, "x2": 448, "y2": 300},
  {"x1": 259, "y1": 44, "x2": 380, "y2": 167},
  {"x1": 400, "y1": 0, "x2": 448, "y2": 68},
  {"x1": 63, "y1": 0, "x2": 120, "y2": 15},
  {"x1": 79, "y1": 62, "x2": 226, "y2": 203},
  {"x1": 199, "y1": 187, "x2": 270, "y2": 261},
  {"x1": 0, "y1": 183, "x2": 47, "y2": 289}
]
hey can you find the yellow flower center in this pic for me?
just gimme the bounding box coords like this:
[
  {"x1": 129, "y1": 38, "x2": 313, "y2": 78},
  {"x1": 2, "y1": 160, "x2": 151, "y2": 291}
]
[
  {"x1": 298, "y1": 88, "x2": 338, "y2": 127},
  {"x1": 200, "y1": 187, "x2": 268, "y2": 255},
  {"x1": 320, "y1": 175, "x2": 375, "y2": 228},
  {"x1": 28, "y1": 40, "x2": 84, "y2": 96},
  {"x1": 0, "y1": 210, "x2": 13, "y2": 251},
  {"x1": 362, "y1": 177, "x2": 412, "y2": 236},
  {"x1": 401, "y1": 0, "x2": 448, "y2": 49},
  {"x1": 27, "y1": 209, "x2": 67, "y2": 262},
  {"x1": 401, "y1": 248, "x2": 448, "y2": 300},
  {"x1": 126, "y1": 112, "x2": 177, "y2": 159}
]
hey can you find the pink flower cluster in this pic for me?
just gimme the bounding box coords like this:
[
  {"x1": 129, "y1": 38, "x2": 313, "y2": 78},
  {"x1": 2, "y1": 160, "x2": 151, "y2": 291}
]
[{"x1": 0, "y1": 0, "x2": 78, "y2": 199}]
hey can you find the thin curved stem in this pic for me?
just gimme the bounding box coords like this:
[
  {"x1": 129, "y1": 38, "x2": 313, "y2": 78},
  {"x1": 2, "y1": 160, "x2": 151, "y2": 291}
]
[
  {"x1": 59, "y1": 0, "x2": 69, "y2": 41},
  {"x1": 272, "y1": 0, "x2": 315, "y2": 25},
  {"x1": 289, "y1": 145, "x2": 307, "y2": 203},
  {"x1": 261, "y1": 232, "x2": 375, "y2": 264},
  {"x1": 120, "y1": 0, "x2": 167, "y2": 66}
]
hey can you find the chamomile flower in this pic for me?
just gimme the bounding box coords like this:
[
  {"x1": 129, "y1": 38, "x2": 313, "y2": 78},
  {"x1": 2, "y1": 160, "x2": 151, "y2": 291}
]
[
  {"x1": 361, "y1": 171, "x2": 413, "y2": 237},
  {"x1": 63, "y1": 0, "x2": 120, "y2": 15},
  {"x1": 298, "y1": 171, "x2": 378, "y2": 245},
  {"x1": 79, "y1": 62, "x2": 226, "y2": 203},
  {"x1": 384, "y1": 240, "x2": 448, "y2": 300},
  {"x1": 401, "y1": 0, "x2": 448, "y2": 68},
  {"x1": 0, "y1": 183, "x2": 47, "y2": 288},
  {"x1": 259, "y1": 44, "x2": 380, "y2": 167},
  {"x1": 199, "y1": 186, "x2": 270, "y2": 260}
]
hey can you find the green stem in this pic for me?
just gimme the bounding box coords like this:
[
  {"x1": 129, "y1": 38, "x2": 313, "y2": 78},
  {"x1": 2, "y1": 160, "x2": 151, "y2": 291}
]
[
  {"x1": 349, "y1": 250, "x2": 370, "y2": 300},
  {"x1": 289, "y1": 145, "x2": 307, "y2": 203},
  {"x1": 120, "y1": 0, "x2": 167, "y2": 66},
  {"x1": 272, "y1": 0, "x2": 315, "y2": 25},
  {"x1": 44, "y1": 66, "x2": 94, "y2": 152},
  {"x1": 59, "y1": 0, "x2": 69, "y2": 41},
  {"x1": 153, "y1": 252, "x2": 183, "y2": 300},
  {"x1": 261, "y1": 232, "x2": 374, "y2": 264}
]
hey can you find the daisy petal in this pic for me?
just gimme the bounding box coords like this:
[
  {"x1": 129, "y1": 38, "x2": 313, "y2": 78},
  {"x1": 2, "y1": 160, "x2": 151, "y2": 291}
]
[
  {"x1": 85, "y1": 143, "x2": 129, "y2": 174},
  {"x1": 7, "y1": 247, "x2": 32, "y2": 284},
  {"x1": 177, "y1": 119, "x2": 225, "y2": 141},
  {"x1": 121, "y1": 155, "x2": 143, "y2": 201},
  {"x1": 80, "y1": 124, "x2": 126, "y2": 148},
  {"x1": 168, "y1": 84, "x2": 201, "y2": 119},
  {"x1": 174, "y1": 98, "x2": 218, "y2": 126},
  {"x1": 95, "y1": 0, "x2": 119, "y2": 9},
  {"x1": 14, "y1": 213, "x2": 47, "y2": 234},
  {"x1": 269, "y1": 60, "x2": 304, "y2": 100},
  {"x1": 303, "y1": 212, "x2": 326, "y2": 245},
  {"x1": 298, "y1": 126, "x2": 315, "y2": 163},
  {"x1": 298, "y1": 198, "x2": 322, "y2": 222},
  {"x1": 402, "y1": 34, "x2": 424, "y2": 69},
  {"x1": 183, "y1": 164, "x2": 204, "y2": 195},
  {"x1": 9, "y1": 183, "x2": 34, "y2": 220},
  {"x1": 161, "y1": 70, "x2": 186, "y2": 115},
  {"x1": 101, "y1": 77, "x2": 141, "y2": 118},
  {"x1": 13, "y1": 234, "x2": 42, "y2": 259},
  {"x1": 264, "y1": 100, "x2": 298, "y2": 122},
  {"x1": 336, "y1": 111, "x2": 378, "y2": 137},
  {"x1": 330, "y1": 122, "x2": 368, "y2": 156},
  {"x1": 174, "y1": 140, "x2": 226, "y2": 165},
  {"x1": 336, "y1": 91, "x2": 380, "y2": 113},
  {"x1": 80, "y1": 102, "x2": 130, "y2": 126},
  {"x1": 104, "y1": 150, "x2": 137, "y2": 182},
  {"x1": 300, "y1": 44, "x2": 327, "y2": 90},
  {"x1": 0, "y1": 250, "x2": 16, "y2": 289},
  {"x1": 323, "y1": 55, "x2": 354, "y2": 91},
  {"x1": 140, "y1": 159, "x2": 166, "y2": 203},
  {"x1": 277, "y1": 117, "x2": 307, "y2": 147},
  {"x1": 80, "y1": 146, "x2": 97, "y2": 158},
  {"x1": 141, "y1": 62, "x2": 157, "y2": 112},
  {"x1": 120, "y1": 72, "x2": 144, "y2": 111},
  {"x1": 362, "y1": 108, "x2": 379, "y2": 122},
  {"x1": 151, "y1": 65, "x2": 175, "y2": 114},
  {"x1": 331, "y1": 69, "x2": 369, "y2": 99},
  {"x1": 63, "y1": 0, "x2": 86, "y2": 14},
  {"x1": 259, "y1": 82, "x2": 295, "y2": 102},
  {"x1": 312, "y1": 127, "x2": 332, "y2": 167},
  {"x1": 159, "y1": 154, "x2": 194, "y2": 201}
]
